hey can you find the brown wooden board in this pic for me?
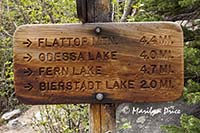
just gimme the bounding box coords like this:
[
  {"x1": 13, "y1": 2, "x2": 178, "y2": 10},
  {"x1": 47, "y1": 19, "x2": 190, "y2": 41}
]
[{"x1": 13, "y1": 22, "x2": 184, "y2": 104}]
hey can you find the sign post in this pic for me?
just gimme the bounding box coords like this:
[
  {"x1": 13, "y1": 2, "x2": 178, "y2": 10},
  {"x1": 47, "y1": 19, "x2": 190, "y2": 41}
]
[
  {"x1": 13, "y1": 0, "x2": 184, "y2": 133},
  {"x1": 76, "y1": 1, "x2": 117, "y2": 132}
]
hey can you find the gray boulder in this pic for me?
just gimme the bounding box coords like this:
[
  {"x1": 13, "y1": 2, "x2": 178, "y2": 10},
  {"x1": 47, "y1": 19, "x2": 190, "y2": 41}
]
[
  {"x1": 1, "y1": 109, "x2": 21, "y2": 121},
  {"x1": 117, "y1": 99, "x2": 200, "y2": 133}
]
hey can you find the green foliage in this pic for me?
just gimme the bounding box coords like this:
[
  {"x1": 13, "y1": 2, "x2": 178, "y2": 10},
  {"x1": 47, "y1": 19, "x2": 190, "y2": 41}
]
[
  {"x1": 0, "y1": 36, "x2": 16, "y2": 114},
  {"x1": 178, "y1": 0, "x2": 199, "y2": 7},
  {"x1": 112, "y1": 0, "x2": 124, "y2": 21},
  {"x1": 118, "y1": 122, "x2": 132, "y2": 130},
  {"x1": 184, "y1": 80, "x2": 200, "y2": 104},
  {"x1": 183, "y1": 19, "x2": 200, "y2": 106},
  {"x1": 181, "y1": 114, "x2": 200, "y2": 132},
  {"x1": 125, "y1": 0, "x2": 200, "y2": 21},
  {"x1": 184, "y1": 47, "x2": 200, "y2": 82},
  {"x1": 0, "y1": 0, "x2": 79, "y2": 114},
  {"x1": 31, "y1": 105, "x2": 89, "y2": 133},
  {"x1": 128, "y1": 1, "x2": 163, "y2": 22},
  {"x1": 1, "y1": 0, "x2": 78, "y2": 25},
  {"x1": 161, "y1": 125, "x2": 185, "y2": 133},
  {"x1": 161, "y1": 114, "x2": 200, "y2": 133},
  {"x1": 139, "y1": 0, "x2": 200, "y2": 16}
]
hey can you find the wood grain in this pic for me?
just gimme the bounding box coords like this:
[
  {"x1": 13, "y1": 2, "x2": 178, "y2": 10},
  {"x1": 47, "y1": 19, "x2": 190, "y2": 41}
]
[
  {"x1": 89, "y1": 103, "x2": 116, "y2": 133},
  {"x1": 13, "y1": 22, "x2": 184, "y2": 104},
  {"x1": 86, "y1": 2, "x2": 116, "y2": 133},
  {"x1": 76, "y1": 0, "x2": 112, "y2": 23}
]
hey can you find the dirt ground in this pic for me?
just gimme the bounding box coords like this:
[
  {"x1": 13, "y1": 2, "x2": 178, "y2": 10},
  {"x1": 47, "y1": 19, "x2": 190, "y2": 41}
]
[{"x1": 0, "y1": 106, "x2": 40, "y2": 133}]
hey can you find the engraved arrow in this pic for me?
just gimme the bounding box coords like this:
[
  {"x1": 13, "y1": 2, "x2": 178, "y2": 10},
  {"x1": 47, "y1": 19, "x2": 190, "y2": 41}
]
[
  {"x1": 24, "y1": 83, "x2": 33, "y2": 91},
  {"x1": 24, "y1": 68, "x2": 32, "y2": 76},
  {"x1": 23, "y1": 39, "x2": 32, "y2": 47},
  {"x1": 23, "y1": 53, "x2": 32, "y2": 62}
]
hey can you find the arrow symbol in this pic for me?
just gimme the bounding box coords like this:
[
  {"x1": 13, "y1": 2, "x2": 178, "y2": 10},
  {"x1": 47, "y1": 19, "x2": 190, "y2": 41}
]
[
  {"x1": 23, "y1": 53, "x2": 32, "y2": 62},
  {"x1": 24, "y1": 68, "x2": 32, "y2": 76},
  {"x1": 23, "y1": 39, "x2": 32, "y2": 47},
  {"x1": 24, "y1": 83, "x2": 33, "y2": 91}
]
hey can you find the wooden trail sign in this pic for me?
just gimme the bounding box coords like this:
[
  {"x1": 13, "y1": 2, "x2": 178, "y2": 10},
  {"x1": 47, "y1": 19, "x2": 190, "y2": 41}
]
[{"x1": 13, "y1": 22, "x2": 184, "y2": 104}]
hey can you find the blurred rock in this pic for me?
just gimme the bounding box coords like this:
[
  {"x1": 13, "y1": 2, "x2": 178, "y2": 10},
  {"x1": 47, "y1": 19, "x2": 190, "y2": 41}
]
[
  {"x1": 116, "y1": 99, "x2": 200, "y2": 133},
  {"x1": 34, "y1": 111, "x2": 42, "y2": 121},
  {"x1": 7, "y1": 118, "x2": 25, "y2": 129},
  {"x1": 136, "y1": 116, "x2": 146, "y2": 124},
  {"x1": 1, "y1": 109, "x2": 21, "y2": 121}
]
